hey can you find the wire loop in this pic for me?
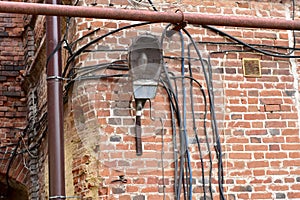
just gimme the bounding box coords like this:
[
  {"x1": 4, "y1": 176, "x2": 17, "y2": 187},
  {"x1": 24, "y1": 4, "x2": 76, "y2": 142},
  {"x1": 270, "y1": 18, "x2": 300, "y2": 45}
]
[{"x1": 175, "y1": 9, "x2": 185, "y2": 23}]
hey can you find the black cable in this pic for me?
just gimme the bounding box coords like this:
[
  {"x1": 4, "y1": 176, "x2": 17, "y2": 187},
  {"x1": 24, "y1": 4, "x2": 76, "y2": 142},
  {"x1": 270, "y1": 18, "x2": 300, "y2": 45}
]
[
  {"x1": 72, "y1": 73, "x2": 129, "y2": 81},
  {"x1": 46, "y1": 40, "x2": 63, "y2": 74},
  {"x1": 203, "y1": 25, "x2": 300, "y2": 58},
  {"x1": 74, "y1": 60, "x2": 128, "y2": 72},
  {"x1": 160, "y1": 24, "x2": 186, "y2": 199},
  {"x1": 74, "y1": 63, "x2": 128, "y2": 78},
  {"x1": 187, "y1": 53, "x2": 211, "y2": 199},
  {"x1": 170, "y1": 99, "x2": 179, "y2": 198},
  {"x1": 62, "y1": 16, "x2": 73, "y2": 56},
  {"x1": 161, "y1": 79, "x2": 183, "y2": 198},
  {"x1": 63, "y1": 22, "x2": 155, "y2": 78},
  {"x1": 171, "y1": 75, "x2": 214, "y2": 199},
  {"x1": 160, "y1": 79, "x2": 181, "y2": 127},
  {"x1": 160, "y1": 118, "x2": 166, "y2": 200},
  {"x1": 287, "y1": 0, "x2": 296, "y2": 55},
  {"x1": 183, "y1": 28, "x2": 226, "y2": 200},
  {"x1": 195, "y1": 41, "x2": 300, "y2": 51},
  {"x1": 15, "y1": 110, "x2": 47, "y2": 157},
  {"x1": 177, "y1": 30, "x2": 193, "y2": 200},
  {"x1": 5, "y1": 137, "x2": 21, "y2": 197},
  {"x1": 64, "y1": 61, "x2": 129, "y2": 95},
  {"x1": 69, "y1": 28, "x2": 101, "y2": 48},
  {"x1": 83, "y1": 48, "x2": 127, "y2": 52},
  {"x1": 202, "y1": 58, "x2": 216, "y2": 199},
  {"x1": 187, "y1": 44, "x2": 207, "y2": 200},
  {"x1": 147, "y1": 0, "x2": 158, "y2": 11}
]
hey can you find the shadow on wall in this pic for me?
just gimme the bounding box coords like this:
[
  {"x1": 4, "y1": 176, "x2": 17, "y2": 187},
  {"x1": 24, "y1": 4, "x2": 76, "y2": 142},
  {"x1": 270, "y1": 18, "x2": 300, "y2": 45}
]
[{"x1": 0, "y1": 180, "x2": 28, "y2": 200}]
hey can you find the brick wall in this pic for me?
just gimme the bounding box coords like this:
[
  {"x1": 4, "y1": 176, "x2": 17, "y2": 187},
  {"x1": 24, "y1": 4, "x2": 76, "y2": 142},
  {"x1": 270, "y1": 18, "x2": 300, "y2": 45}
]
[
  {"x1": 60, "y1": 0, "x2": 300, "y2": 199},
  {"x1": 3, "y1": 0, "x2": 297, "y2": 199},
  {"x1": 0, "y1": 12, "x2": 29, "y2": 199},
  {"x1": 22, "y1": 12, "x2": 49, "y2": 199}
]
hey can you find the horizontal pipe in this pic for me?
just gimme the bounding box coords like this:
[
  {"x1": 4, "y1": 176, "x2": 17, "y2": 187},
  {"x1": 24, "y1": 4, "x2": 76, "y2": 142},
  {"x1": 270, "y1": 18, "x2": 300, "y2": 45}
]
[{"x1": 0, "y1": 1, "x2": 300, "y2": 30}]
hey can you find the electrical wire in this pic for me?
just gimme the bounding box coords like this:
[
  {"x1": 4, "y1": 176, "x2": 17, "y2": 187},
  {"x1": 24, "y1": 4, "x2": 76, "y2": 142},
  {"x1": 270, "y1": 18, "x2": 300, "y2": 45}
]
[
  {"x1": 19, "y1": 133, "x2": 38, "y2": 158},
  {"x1": 147, "y1": 0, "x2": 158, "y2": 11},
  {"x1": 183, "y1": 28, "x2": 225, "y2": 200},
  {"x1": 160, "y1": 117, "x2": 166, "y2": 200},
  {"x1": 179, "y1": 30, "x2": 193, "y2": 200},
  {"x1": 5, "y1": 137, "x2": 21, "y2": 198},
  {"x1": 203, "y1": 25, "x2": 300, "y2": 58},
  {"x1": 61, "y1": 10, "x2": 230, "y2": 199},
  {"x1": 160, "y1": 23, "x2": 213, "y2": 200},
  {"x1": 160, "y1": 72, "x2": 180, "y2": 199},
  {"x1": 188, "y1": 41, "x2": 209, "y2": 200},
  {"x1": 127, "y1": 0, "x2": 154, "y2": 7},
  {"x1": 195, "y1": 41, "x2": 300, "y2": 55},
  {"x1": 170, "y1": 97, "x2": 179, "y2": 199},
  {"x1": 160, "y1": 79, "x2": 182, "y2": 198},
  {"x1": 63, "y1": 20, "x2": 224, "y2": 200},
  {"x1": 62, "y1": 16, "x2": 73, "y2": 56},
  {"x1": 63, "y1": 22, "x2": 155, "y2": 78},
  {"x1": 201, "y1": 59, "x2": 215, "y2": 200},
  {"x1": 73, "y1": 62, "x2": 129, "y2": 78},
  {"x1": 72, "y1": 73, "x2": 128, "y2": 81},
  {"x1": 69, "y1": 28, "x2": 101, "y2": 48},
  {"x1": 287, "y1": 0, "x2": 296, "y2": 55},
  {"x1": 160, "y1": 24, "x2": 186, "y2": 199}
]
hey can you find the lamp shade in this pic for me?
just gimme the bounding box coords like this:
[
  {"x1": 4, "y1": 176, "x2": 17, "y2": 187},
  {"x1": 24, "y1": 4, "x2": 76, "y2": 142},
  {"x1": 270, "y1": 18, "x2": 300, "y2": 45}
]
[{"x1": 128, "y1": 34, "x2": 163, "y2": 99}]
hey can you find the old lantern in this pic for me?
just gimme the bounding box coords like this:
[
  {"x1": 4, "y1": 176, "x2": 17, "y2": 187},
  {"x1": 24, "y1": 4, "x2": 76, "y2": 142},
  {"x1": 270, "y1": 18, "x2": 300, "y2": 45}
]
[{"x1": 128, "y1": 34, "x2": 163, "y2": 156}]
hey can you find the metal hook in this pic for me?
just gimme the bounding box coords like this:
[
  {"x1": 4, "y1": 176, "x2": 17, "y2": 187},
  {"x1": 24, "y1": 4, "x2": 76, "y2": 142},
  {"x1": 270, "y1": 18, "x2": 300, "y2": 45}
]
[
  {"x1": 175, "y1": 9, "x2": 185, "y2": 24},
  {"x1": 111, "y1": 175, "x2": 127, "y2": 184},
  {"x1": 166, "y1": 9, "x2": 187, "y2": 37}
]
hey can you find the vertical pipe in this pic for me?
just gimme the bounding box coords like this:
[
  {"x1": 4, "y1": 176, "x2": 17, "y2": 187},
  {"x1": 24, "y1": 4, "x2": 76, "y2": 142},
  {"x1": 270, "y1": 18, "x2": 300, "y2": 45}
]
[
  {"x1": 135, "y1": 115, "x2": 142, "y2": 156},
  {"x1": 46, "y1": 0, "x2": 65, "y2": 199}
]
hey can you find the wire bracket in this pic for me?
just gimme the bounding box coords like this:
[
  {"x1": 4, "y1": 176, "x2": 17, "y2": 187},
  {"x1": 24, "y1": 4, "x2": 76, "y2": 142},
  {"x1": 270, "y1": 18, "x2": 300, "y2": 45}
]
[
  {"x1": 47, "y1": 76, "x2": 67, "y2": 81},
  {"x1": 49, "y1": 196, "x2": 82, "y2": 199},
  {"x1": 166, "y1": 9, "x2": 187, "y2": 37},
  {"x1": 173, "y1": 9, "x2": 187, "y2": 31}
]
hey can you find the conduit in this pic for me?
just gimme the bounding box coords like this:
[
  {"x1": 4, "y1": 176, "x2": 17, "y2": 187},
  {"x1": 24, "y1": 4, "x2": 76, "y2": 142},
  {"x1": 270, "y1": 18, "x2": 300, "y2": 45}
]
[
  {"x1": 46, "y1": 0, "x2": 65, "y2": 199},
  {"x1": 0, "y1": 1, "x2": 300, "y2": 30},
  {"x1": 0, "y1": 1, "x2": 298, "y2": 200}
]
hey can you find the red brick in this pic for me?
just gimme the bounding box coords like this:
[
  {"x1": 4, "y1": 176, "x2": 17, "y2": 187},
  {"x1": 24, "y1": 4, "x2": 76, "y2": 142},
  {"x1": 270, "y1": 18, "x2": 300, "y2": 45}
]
[
  {"x1": 264, "y1": 104, "x2": 281, "y2": 112},
  {"x1": 260, "y1": 98, "x2": 283, "y2": 104},
  {"x1": 266, "y1": 152, "x2": 287, "y2": 159},
  {"x1": 265, "y1": 121, "x2": 286, "y2": 128},
  {"x1": 229, "y1": 153, "x2": 252, "y2": 159},
  {"x1": 281, "y1": 144, "x2": 300, "y2": 150},
  {"x1": 288, "y1": 192, "x2": 300, "y2": 199},
  {"x1": 283, "y1": 160, "x2": 300, "y2": 167},
  {"x1": 282, "y1": 129, "x2": 299, "y2": 135},
  {"x1": 226, "y1": 137, "x2": 249, "y2": 143},
  {"x1": 251, "y1": 193, "x2": 272, "y2": 199},
  {"x1": 247, "y1": 161, "x2": 269, "y2": 168},
  {"x1": 244, "y1": 113, "x2": 266, "y2": 120},
  {"x1": 269, "y1": 185, "x2": 289, "y2": 191},
  {"x1": 245, "y1": 144, "x2": 267, "y2": 151}
]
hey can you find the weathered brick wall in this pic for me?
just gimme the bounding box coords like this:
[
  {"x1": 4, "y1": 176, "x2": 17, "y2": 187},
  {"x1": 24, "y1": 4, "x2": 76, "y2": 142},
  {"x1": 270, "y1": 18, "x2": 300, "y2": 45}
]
[
  {"x1": 0, "y1": 12, "x2": 29, "y2": 198},
  {"x1": 10, "y1": 0, "x2": 299, "y2": 199},
  {"x1": 59, "y1": 0, "x2": 300, "y2": 199},
  {"x1": 22, "y1": 12, "x2": 49, "y2": 199}
]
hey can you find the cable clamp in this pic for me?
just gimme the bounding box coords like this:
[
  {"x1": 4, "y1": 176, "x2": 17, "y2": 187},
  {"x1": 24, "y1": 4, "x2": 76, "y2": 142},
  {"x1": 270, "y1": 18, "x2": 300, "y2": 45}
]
[
  {"x1": 174, "y1": 9, "x2": 187, "y2": 30},
  {"x1": 166, "y1": 9, "x2": 187, "y2": 37},
  {"x1": 49, "y1": 196, "x2": 82, "y2": 199},
  {"x1": 47, "y1": 76, "x2": 68, "y2": 81}
]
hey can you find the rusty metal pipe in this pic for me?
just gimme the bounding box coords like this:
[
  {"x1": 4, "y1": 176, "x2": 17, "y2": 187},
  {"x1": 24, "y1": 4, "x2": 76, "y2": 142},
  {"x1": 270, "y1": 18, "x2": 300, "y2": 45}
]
[
  {"x1": 0, "y1": 1, "x2": 300, "y2": 30},
  {"x1": 46, "y1": 0, "x2": 65, "y2": 199}
]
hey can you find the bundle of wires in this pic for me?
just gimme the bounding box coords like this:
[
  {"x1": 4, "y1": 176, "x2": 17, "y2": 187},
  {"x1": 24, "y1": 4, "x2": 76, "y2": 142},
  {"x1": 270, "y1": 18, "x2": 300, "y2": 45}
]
[
  {"x1": 62, "y1": 16, "x2": 226, "y2": 199},
  {"x1": 61, "y1": 1, "x2": 299, "y2": 199},
  {"x1": 160, "y1": 23, "x2": 225, "y2": 200}
]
